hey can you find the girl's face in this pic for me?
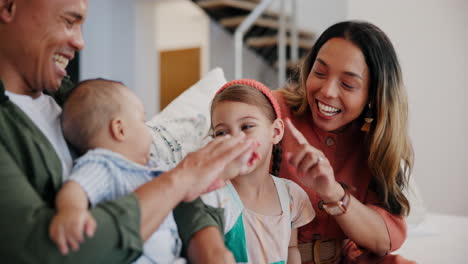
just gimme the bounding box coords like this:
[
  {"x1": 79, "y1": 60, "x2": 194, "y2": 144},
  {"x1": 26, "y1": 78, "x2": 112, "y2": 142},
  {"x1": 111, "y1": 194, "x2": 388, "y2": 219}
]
[
  {"x1": 211, "y1": 101, "x2": 283, "y2": 175},
  {"x1": 306, "y1": 37, "x2": 370, "y2": 132}
]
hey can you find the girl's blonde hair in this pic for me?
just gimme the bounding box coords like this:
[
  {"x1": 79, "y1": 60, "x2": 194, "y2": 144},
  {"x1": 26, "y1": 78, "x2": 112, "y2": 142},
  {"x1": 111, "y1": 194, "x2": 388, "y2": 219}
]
[{"x1": 282, "y1": 21, "x2": 414, "y2": 216}]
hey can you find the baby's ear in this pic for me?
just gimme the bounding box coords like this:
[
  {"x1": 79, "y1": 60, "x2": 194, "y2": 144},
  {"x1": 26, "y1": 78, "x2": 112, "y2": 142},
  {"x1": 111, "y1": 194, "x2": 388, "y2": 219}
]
[
  {"x1": 109, "y1": 117, "x2": 125, "y2": 142},
  {"x1": 272, "y1": 118, "x2": 284, "y2": 144},
  {"x1": 0, "y1": 0, "x2": 16, "y2": 24}
]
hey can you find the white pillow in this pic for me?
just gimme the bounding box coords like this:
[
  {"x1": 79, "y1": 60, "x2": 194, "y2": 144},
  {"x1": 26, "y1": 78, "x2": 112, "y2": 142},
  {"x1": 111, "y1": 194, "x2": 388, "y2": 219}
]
[
  {"x1": 405, "y1": 176, "x2": 427, "y2": 228},
  {"x1": 146, "y1": 67, "x2": 226, "y2": 169}
]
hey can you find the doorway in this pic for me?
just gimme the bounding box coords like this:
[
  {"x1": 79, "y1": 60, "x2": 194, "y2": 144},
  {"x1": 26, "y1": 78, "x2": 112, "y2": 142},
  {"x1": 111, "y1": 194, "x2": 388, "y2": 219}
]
[{"x1": 159, "y1": 47, "x2": 201, "y2": 110}]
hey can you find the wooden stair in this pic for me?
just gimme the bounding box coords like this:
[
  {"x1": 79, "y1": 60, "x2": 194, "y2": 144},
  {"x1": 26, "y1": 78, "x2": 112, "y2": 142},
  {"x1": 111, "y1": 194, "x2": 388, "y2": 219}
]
[
  {"x1": 246, "y1": 36, "x2": 313, "y2": 49},
  {"x1": 193, "y1": 0, "x2": 314, "y2": 75},
  {"x1": 197, "y1": 0, "x2": 279, "y2": 19},
  {"x1": 220, "y1": 15, "x2": 314, "y2": 39}
]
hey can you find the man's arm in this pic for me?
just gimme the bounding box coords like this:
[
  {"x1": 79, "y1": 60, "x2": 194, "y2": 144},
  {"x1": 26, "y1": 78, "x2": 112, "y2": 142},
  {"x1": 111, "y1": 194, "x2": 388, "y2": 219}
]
[
  {"x1": 1, "y1": 132, "x2": 255, "y2": 263},
  {"x1": 0, "y1": 144, "x2": 143, "y2": 264},
  {"x1": 135, "y1": 134, "x2": 256, "y2": 240}
]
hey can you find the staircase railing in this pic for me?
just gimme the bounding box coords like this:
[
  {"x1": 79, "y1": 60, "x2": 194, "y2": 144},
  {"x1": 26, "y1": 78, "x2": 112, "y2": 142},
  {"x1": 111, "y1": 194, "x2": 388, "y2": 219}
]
[{"x1": 234, "y1": 0, "x2": 298, "y2": 86}]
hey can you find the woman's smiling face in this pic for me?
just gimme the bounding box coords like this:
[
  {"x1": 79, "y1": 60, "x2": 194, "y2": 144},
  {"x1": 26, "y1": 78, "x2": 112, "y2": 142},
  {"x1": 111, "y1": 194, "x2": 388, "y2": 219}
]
[{"x1": 306, "y1": 37, "x2": 370, "y2": 132}]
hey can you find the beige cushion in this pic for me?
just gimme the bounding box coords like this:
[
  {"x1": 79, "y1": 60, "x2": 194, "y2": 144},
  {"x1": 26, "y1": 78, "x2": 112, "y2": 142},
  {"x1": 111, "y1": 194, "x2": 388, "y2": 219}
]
[{"x1": 146, "y1": 68, "x2": 226, "y2": 169}]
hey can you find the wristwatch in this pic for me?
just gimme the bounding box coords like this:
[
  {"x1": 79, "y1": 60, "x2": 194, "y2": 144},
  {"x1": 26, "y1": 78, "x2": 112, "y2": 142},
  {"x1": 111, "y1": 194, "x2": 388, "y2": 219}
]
[{"x1": 318, "y1": 182, "x2": 351, "y2": 216}]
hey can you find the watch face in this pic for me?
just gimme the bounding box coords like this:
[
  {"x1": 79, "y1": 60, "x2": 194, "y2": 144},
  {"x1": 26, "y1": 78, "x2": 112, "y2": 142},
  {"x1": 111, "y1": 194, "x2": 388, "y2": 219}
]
[{"x1": 324, "y1": 202, "x2": 346, "y2": 216}]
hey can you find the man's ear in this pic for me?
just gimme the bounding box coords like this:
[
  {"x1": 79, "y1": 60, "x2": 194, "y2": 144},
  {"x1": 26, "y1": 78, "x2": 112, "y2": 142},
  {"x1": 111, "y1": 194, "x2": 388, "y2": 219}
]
[
  {"x1": 272, "y1": 118, "x2": 284, "y2": 145},
  {"x1": 0, "y1": 0, "x2": 16, "y2": 24},
  {"x1": 110, "y1": 118, "x2": 125, "y2": 142}
]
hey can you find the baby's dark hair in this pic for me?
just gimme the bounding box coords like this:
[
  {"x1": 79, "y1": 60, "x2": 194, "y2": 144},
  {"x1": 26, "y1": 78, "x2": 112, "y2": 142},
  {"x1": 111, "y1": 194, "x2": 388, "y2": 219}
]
[
  {"x1": 61, "y1": 78, "x2": 127, "y2": 155},
  {"x1": 210, "y1": 84, "x2": 283, "y2": 176}
]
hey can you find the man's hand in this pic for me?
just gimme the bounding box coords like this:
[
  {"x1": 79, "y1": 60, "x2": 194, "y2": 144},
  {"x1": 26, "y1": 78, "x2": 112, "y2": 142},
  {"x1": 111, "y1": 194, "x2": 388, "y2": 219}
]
[
  {"x1": 175, "y1": 133, "x2": 258, "y2": 201},
  {"x1": 49, "y1": 208, "x2": 96, "y2": 255},
  {"x1": 202, "y1": 140, "x2": 260, "y2": 194}
]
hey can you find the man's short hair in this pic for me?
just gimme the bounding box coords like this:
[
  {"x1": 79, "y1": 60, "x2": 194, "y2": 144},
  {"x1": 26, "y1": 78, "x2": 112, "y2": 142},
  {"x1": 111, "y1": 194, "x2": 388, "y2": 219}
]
[{"x1": 61, "y1": 78, "x2": 128, "y2": 155}]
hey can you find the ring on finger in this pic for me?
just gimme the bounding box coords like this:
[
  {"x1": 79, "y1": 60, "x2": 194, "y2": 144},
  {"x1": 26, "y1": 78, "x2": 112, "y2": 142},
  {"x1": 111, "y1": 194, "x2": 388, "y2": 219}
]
[{"x1": 317, "y1": 155, "x2": 324, "y2": 163}]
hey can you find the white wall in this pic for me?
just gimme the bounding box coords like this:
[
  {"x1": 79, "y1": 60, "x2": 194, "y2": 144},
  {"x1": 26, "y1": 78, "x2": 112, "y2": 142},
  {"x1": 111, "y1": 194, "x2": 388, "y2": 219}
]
[
  {"x1": 81, "y1": 0, "x2": 159, "y2": 117},
  {"x1": 155, "y1": 0, "x2": 210, "y2": 75},
  {"x1": 209, "y1": 21, "x2": 279, "y2": 88},
  {"x1": 269, "y1": 0, "x2": 347, "y2": 35},
  {"x1": 135, "y1": 0, "x2": 159, "y2": 117},
  {"x1": 347, "y1": 0, "x2": 468, "y2": 216},
  {"x1": 80, "y1": 0, "x2": 128, "y2": 82}
]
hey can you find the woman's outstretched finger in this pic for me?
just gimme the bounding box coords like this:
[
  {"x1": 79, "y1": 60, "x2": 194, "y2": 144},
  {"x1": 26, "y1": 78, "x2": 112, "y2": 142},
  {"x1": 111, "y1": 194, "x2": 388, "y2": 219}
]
[
  {"x1": 297, "y1": 151, "x2": 318, "y2": 174},
  {"x1": 288, "y1": 147, "x2": 309, "y2": 169},
  {"x1": 285, "y1": 118, "x2": 308, "y2": 145}
]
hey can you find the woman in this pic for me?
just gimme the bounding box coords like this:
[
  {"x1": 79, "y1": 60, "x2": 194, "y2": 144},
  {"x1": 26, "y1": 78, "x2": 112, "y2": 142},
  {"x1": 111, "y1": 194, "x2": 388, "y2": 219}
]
[
  {"x1": 175, "y1": 20, "x2": 414, "y2": 264},
  {"x1": 275, "y1": 20, "x2": 414, "y2": 263}
]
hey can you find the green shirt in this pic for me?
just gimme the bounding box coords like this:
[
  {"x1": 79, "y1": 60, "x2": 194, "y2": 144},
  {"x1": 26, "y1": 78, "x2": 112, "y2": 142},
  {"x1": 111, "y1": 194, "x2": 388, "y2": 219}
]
[{"x1": 0, "y1": 79, "x2": 143, "y2": 263}]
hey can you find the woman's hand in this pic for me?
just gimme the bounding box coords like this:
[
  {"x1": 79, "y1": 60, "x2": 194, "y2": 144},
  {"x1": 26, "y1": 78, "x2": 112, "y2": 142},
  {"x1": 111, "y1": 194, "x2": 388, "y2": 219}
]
[{"x1": 285, "y1": 119, "x2": 343, "y2": 201}]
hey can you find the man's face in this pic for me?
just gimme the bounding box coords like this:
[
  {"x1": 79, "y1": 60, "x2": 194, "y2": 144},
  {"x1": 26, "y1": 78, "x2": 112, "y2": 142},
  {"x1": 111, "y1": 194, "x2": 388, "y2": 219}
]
[{"x1": 6, "y1": 0, "x2": 88, "y2": 95}]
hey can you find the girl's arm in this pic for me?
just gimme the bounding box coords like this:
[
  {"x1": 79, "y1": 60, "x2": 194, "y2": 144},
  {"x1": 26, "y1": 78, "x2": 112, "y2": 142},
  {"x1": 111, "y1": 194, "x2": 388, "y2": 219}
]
[
  {"x1": 187, "y1": 226, "x2": 235, "y2": 264},
  {"x1": 287, "y1": 228, "x2": 301, "y2": 264}
]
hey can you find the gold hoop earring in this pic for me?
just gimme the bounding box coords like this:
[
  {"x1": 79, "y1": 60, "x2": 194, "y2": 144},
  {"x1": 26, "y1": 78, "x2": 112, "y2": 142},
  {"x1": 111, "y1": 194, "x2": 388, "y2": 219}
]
[{"x1": 361, "y1": 103, "x2": 374, "y2": 132}]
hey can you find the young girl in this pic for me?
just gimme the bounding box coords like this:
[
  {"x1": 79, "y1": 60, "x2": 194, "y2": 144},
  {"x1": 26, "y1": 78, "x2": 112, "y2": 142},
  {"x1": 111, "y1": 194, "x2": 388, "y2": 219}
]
[{"x1": 201, "y1": 79, "x2": 315, "y2": 264}]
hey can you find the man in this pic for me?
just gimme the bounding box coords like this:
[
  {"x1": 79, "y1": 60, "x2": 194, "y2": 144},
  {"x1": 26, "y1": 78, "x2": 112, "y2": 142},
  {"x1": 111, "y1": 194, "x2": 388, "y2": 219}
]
[{"x1": 0, "y1": 0, "x2": 252, "y2": 262}]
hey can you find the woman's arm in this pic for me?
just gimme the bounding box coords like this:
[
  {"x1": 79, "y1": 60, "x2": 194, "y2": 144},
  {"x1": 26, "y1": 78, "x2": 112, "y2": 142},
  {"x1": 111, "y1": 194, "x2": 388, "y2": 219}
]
[
  {"x1": 323, "y1": 184, "x2": 392, "y2": 255},
  {"x1": 285, "y1": 119, "x2": 393, "y2": 255}
]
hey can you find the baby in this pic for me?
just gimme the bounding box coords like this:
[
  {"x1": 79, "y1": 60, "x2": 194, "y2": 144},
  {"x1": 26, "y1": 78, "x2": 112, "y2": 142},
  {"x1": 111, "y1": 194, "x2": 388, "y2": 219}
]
[{"x1": 49, "y1": 79, "x2": 185, "y2": 263}]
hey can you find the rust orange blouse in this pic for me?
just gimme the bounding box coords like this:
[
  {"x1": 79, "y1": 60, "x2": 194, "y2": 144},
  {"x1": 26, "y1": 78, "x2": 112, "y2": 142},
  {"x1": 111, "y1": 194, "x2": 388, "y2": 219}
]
[{"x1": 274, "y1": 91, "x2": 406, "y2": 254}]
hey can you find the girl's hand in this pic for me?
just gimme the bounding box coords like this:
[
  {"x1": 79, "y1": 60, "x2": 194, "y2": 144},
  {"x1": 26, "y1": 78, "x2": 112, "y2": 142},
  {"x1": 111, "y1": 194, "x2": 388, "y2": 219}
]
[{"x1": 284, "y1": 119, "x2": 343, "y2": 201}]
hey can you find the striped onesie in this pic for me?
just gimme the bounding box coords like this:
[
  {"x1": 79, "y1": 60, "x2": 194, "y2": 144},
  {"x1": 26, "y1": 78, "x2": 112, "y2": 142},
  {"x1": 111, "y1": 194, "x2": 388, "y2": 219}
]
[{"x1": 70, "y1": 148, "x2": 185, "y2": 264}]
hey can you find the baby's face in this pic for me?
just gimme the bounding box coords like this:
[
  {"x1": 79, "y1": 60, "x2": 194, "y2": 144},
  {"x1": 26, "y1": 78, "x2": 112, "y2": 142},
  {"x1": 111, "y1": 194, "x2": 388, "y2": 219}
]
[{"x1": 120, "y1": 91, "x2": 153, "y2": 165}]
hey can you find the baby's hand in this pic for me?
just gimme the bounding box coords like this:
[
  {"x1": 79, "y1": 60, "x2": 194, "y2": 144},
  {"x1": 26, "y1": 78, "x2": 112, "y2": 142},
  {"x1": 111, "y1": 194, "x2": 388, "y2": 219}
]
[{"x1": 49, "y1": 208, "x2": 97, "y2": 255}]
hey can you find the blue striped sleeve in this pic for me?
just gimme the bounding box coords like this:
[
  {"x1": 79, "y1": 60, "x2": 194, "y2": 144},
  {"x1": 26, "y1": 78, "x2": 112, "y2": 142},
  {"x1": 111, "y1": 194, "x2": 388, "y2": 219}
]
[{"x1": 69, "y1": 160, "x2": 118, "y2": 207}]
